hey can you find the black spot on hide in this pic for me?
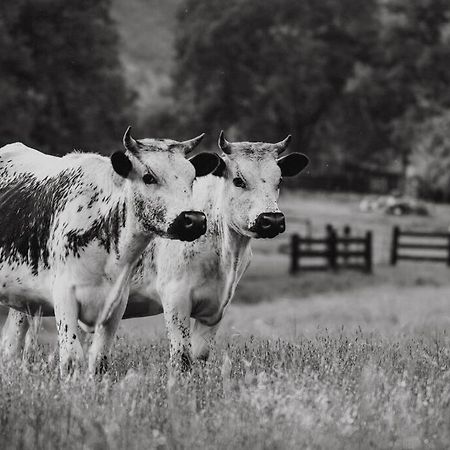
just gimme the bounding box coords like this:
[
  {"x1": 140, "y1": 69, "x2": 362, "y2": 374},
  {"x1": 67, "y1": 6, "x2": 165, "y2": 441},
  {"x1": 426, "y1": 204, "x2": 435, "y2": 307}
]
[
  {"x1": 0, "y1": 170, "x2": 82, "y2": 275},
  {"x1": 65, "y1": 202, "x2": 127, "y2": 257}
]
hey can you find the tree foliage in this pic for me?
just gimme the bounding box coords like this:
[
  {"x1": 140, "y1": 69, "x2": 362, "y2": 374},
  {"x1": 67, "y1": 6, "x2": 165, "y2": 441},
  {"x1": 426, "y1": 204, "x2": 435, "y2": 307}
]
[
  {"x1": 170, "y1": 0, "x2": 450, "y2": 187},
  {"x1": 0, "y1": 0, "x2": 134, "y2": 154},
  {"x1": 371, "y1": 0, "x2": 450, "y2": 164},
  {"x1": 172, "y1": 0, "x2": 378, "y2": 154},
  {"x1": 411, "y1": 111, "x2": 450, "y2": 201}
]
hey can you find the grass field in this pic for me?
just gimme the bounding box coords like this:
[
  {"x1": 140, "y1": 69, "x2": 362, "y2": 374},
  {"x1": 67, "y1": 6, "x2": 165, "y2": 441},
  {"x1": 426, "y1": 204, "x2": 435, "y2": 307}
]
[
  {"x1": 2, "y1": 191, "x2": 450, "y2": 449},
  {"x1": 1, "y1": 331, "x2": 450, "y2": 449}
]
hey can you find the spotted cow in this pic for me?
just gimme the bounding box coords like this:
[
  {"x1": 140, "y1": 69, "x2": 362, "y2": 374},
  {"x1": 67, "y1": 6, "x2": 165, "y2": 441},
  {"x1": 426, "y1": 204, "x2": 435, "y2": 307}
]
[
  {"x1": 123, "y1": 131, "x2": 309, "y2": 368},
  {"x1": 0, "y1": 128, "x2": 219, "y2": 374}
]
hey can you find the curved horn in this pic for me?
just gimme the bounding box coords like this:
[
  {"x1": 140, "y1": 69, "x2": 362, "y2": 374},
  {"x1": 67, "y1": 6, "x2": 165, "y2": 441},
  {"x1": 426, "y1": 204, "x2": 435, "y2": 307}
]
[
  {"x1": 218, "y1": 130, "x2": 232, "y2": 155},
  {"x1": 273, "y1": 135, "x2": 292, "y2": 155},
  {"x1": 181, "y1": 133, "x2": 205, "y2": 155},
  {"x1": 123, "y1": 126, "x2": 139, "y2": 154}
]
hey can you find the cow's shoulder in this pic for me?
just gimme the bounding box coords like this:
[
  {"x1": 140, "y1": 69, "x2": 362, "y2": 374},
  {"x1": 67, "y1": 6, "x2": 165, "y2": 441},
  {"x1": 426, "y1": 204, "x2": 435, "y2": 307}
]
[
  {"x1": 61, "y1": 152, "x2": 116, "y2": 194},
  {"x1": 58, "y1": 152, "x2": 128, "y2": 258}
]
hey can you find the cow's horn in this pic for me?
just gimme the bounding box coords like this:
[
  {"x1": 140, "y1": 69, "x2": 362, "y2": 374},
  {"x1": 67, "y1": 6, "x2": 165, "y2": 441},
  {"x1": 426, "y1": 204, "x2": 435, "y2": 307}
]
[
  {"x1": 181, "y1": 133, "x2": 205, "y2": 155},
  {"x1": 123, "y1": 126, "x2": 139, "y2": 154},
  {"x1": 218, "y1": 130, "x2": 232, "y2": 154},
  {"x1": 273, "y1": 135, "x2": 292, "y2": 155}
]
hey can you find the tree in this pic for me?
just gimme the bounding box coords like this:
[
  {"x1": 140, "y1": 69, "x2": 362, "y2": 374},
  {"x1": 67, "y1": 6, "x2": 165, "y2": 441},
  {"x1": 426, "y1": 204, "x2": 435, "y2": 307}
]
[
  {"x1": 169, "y1": 0, "x2": 450, "y2": 182},
  {"x1": 411, "y1": 111, "x2": 450, "y2": 201},
  {"x1": 0, "y1": 0, "x2": 134, "y2": 154},
  {"x1": 171, "y1": 0, "x2": 378, "y2": 158},
  {"x1": 359, "y1": 0, "x2": 450, "y2": 169},
  {"x1": 298, "y1": 0, "x2": 450, "y2": 173}
]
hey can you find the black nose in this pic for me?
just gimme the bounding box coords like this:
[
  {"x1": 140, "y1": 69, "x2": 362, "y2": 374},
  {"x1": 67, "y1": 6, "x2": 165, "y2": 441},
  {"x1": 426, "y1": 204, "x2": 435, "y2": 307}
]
[
  {"x1": 252, "y1": 212, "x2": 285, "y2": 238},
  {"x1": 168, "y1": 211, "x2": 207, "y2": 242}
]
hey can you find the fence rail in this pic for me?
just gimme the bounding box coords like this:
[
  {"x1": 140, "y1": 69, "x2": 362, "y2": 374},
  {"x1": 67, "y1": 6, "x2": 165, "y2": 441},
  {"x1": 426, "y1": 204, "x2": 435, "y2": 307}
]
[
  {"x1": 289, "y1": 225, "x2": 372, "y2": 275},
  {"x1": 390, "y1": 226, "x2": 450, "y2": 266}
]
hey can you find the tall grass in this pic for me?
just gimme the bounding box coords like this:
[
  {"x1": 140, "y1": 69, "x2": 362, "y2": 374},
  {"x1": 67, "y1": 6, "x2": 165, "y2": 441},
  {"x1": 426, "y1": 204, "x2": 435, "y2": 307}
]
[{"x1": 1, "y1": 330, "x2": 450, "y2": 449}]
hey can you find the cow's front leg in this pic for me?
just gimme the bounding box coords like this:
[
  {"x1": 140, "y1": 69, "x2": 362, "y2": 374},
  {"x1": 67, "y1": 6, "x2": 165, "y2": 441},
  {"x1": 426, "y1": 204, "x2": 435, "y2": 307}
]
[
  {"x1": 54, "y1": 287, "x2": 84, "y2": 376},
  {"x1": 1, "y1": 309, "x2": 29, "y2": 359},
  {"x1": 23, "y1": 317, "x2": 39, "y2": 361},
  {"x1": 163, "y1": 301, "x2": 192, "y2": 371},
  {"x1": 88, "y1": 290, "x2": 129, "y2": 376},
  {"x1": 191, "y1": 319, "x2": 220, "y2": 361}
]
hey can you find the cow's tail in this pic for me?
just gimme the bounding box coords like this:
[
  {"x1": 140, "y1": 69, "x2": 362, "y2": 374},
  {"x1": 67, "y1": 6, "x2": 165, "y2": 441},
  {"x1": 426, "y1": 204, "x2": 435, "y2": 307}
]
[{"x1": 96, "y1": 264, "x2": 132, "y2": 330}]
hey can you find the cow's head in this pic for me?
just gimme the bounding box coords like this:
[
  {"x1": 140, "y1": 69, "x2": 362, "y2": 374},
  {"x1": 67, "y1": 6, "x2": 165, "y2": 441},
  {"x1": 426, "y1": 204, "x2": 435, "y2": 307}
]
[
  {"x1": 110, "y1": 127, "x2": 219, "y2": 241},
  {"x1": 213, "y1": 131, "x2": 309, "y2": 239}
]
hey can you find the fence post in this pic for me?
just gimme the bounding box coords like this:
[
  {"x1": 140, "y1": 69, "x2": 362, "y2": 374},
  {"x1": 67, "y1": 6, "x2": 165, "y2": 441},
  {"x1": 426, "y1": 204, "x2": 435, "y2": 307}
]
[
  {"x1": 343, "y1": 225, "x2": 351, "y2": 267},
  {"x1": 289, "y1": 233, "x2": 300, "y2": 275},
  {"x1": 326, "y1": 225, "x2": 337, "y2": 271},
  {"x1": 364, "y1": 231, "x2": 373, "y2": 274},
  {"x1": 390, "y1": 226, "x2": 399, "y2": 266},
  {"x1": 447, "y1": 233, "x2": 450, "y2": 267}
]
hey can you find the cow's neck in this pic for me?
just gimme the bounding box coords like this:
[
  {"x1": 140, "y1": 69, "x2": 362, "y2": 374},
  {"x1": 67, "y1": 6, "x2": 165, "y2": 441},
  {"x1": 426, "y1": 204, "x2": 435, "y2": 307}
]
[
  {"x1": 196, "y1": 176, "x2": 252, "y2": 268},
  {"x1": 103, "y1": 179, "x2": 153, "y2": 273},
  {"x1": 220, "y1": 218, "x2": 251, "y2": 267},
  {"x1": 211, "y1": 177, "x2": 253, "y2": 316},
  {"x1": 118, "y1": 206, "x2": 151, "y2": 265}
]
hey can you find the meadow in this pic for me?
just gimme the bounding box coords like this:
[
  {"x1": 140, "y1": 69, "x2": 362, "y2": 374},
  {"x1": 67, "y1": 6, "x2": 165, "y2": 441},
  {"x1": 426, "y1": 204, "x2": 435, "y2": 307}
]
[{"x1": 1, "y1": 191, "x2": 450, "y2": 449}]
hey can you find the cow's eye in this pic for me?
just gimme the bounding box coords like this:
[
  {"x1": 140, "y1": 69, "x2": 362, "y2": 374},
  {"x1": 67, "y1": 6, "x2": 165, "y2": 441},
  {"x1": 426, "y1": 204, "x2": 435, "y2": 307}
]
[
  {"x1": 233, "y1": 177, "x2": 246, "y2": 188},
  {"x1": 142, "y1": 173, "x2": 156, "y2": 185}
]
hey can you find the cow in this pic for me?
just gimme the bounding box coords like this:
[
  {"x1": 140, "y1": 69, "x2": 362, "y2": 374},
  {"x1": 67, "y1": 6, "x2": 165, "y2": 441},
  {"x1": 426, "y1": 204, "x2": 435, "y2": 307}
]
[
  {"x1": 0, "y1": 127, "x2": 219, "y2": 375},
  {"x1": 123, "y1": 131, "x2": 309, "y2": 369}
]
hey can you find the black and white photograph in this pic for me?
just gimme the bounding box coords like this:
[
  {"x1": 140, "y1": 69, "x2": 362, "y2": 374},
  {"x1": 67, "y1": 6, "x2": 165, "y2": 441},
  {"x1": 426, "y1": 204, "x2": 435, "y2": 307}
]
[{"x1": 1, "y1": 0, "x2": 450, "y2": 448}]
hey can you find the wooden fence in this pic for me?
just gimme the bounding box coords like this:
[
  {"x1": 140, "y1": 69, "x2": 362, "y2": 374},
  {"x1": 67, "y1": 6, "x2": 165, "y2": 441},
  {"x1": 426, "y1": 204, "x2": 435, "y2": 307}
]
[
  {"x1": 289, "y1": 225, "x2": 373, "y2": 275},
  {"x1": 390, "y1": 226, "x2": 450, "y2": 266}
]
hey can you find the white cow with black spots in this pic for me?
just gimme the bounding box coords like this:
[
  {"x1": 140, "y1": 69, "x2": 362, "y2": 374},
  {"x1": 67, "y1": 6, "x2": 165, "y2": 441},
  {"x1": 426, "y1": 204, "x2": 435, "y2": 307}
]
[
  {"x1": 124, "y1": 132, "x2": 309, "y2": 368},
  {"x1": 0, "y1": 127, "x2": 218, "y2": 374}
]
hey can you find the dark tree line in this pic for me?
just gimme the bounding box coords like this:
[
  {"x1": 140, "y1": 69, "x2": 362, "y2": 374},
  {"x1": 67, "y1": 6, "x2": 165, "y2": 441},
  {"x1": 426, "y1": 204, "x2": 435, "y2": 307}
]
[
  {"x1": 1, "y1": 0, "x2": 450, "y2": 196},
  {"x1": 172, "y1": 0, "x2": 377, "y2": 150},
  {"x1": 0, "y1": 0, "x2": 133, "y2": 155},
  {"x1": 147, "y1": 0, "x2": 450, "y2": 196}
]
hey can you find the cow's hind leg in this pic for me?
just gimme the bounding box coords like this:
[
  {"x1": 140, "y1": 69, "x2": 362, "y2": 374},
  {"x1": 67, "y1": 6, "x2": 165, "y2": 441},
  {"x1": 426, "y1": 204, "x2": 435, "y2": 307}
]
[
  {"x1": 54, "y1": 286, "x2": 84, "y2": 376},
  {"x1": 88, "y1": 290, "x2": 129, "y2": 377},
  {"x1": 1, "y1": 309, "x2": 29, "y2": 359},
  {"x1": 192, "y1": 320, "x2": 220, "y2": 362}
]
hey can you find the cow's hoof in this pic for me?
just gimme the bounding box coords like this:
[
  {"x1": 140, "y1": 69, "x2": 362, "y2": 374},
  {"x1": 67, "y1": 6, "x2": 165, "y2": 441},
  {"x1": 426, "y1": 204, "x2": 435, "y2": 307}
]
[
  {"x1": 196, "y1": 353, "x2": 209, "y2": 365},
  {"x1": 60, "y1": 357, "x2": 82, "y2": 380},
  {"x1": 95, "y1": 355, "x2": 109, "y2": 376},
  {"x1": 180, "y1": 351, "x2": 192, "y2": 372}
]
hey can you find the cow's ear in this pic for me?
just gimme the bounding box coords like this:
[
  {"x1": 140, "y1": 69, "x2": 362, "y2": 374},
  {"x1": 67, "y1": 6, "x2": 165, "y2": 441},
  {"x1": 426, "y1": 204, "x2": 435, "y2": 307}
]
[
  {"x1": 189, "y1": 152, "x2": 221, "y2": 177},
  {"x1": 277, "y1": 153, "x2": 309, "y2": 177},
  {"x1": 211, "y1": 156, "x2": 226, "y2": 177},
  {"x1": 111, "y1": 151, "x2": 132, "y2": 178}
]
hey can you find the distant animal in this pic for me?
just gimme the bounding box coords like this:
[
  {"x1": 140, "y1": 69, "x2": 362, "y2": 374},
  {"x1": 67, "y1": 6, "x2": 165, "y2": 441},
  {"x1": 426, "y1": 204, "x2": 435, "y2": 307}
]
[
  {"x1": 0, "y1": 127, "x2": 219, "y2": 374},
  {"x1": 124, "y1": 131, "x2": 309, "y2": 368}
]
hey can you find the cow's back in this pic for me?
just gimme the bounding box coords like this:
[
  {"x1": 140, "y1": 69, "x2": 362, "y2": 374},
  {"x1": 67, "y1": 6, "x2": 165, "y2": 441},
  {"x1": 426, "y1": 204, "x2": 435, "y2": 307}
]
[{"x1": 0, "y1": 143, "x2": 69, "y2": 180}]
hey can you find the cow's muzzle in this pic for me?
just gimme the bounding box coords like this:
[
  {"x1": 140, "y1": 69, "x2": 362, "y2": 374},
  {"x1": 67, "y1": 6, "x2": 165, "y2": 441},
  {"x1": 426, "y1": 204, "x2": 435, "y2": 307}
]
[
  {"x1": 168, "y1": 211, "x2": 207, "y2": 242},
  {"x1": 251, "y1": 212, "x2": 285, "y2": 238}
]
